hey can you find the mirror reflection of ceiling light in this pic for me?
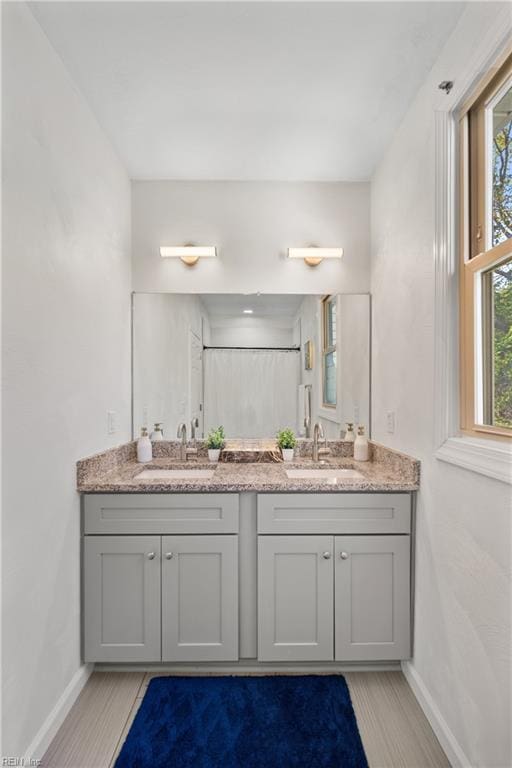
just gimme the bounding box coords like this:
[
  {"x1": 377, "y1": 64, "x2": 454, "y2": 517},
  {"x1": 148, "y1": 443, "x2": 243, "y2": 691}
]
[
  {"x1": 160, "y1": 245, "x2": 217, "y2": 266},
  {"x1": 243, "y1": 309, "x2": 254, "y2": 314},
  {"x1": 287, "y1": 247, "x2": 344, "y2": 267}
]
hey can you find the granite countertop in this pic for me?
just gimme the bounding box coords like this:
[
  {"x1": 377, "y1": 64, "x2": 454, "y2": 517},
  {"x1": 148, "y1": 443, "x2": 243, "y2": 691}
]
[{"x1": 77, "y1": 440, "x2": 420, "y2": 494}]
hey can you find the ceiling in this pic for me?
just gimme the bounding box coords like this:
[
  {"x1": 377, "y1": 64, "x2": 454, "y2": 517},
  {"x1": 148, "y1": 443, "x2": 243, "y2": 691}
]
[
  {"x1": 199, "y1": 293, "x2": 305, "y2": 318},
  {"x1": 30, "y1": 1, "x2": 465, "y2": 181}
]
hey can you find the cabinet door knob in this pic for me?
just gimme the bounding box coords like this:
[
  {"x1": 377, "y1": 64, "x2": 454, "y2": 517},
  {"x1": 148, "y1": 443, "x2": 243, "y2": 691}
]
[
  {"x1": 147, "y1": 552, "x2": 156, "y2": 560},
  {"x1": 340, "y1": 551, "x2": 349, "y2": 560},
  {"x1": 165, "y1": 552, "x2": 174, "y2": 560},
  {"x1": 322, "y1": 551, "x2": 331, "y2": 559}
]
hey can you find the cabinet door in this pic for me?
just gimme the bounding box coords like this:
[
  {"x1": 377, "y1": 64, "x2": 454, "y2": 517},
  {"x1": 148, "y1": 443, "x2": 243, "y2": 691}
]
[
  {"x1": 335, "y1": 535, "x2": 410, "y2": 661},
  {"x1": 162, "y1": 535, "x2": 238, "y2": 662},
  {"x1": 258, "y1": 535, "x2": 334, "y2": 662},
  {"x1": 84, "y1": 536, "x2": 161, "y2": 662}
]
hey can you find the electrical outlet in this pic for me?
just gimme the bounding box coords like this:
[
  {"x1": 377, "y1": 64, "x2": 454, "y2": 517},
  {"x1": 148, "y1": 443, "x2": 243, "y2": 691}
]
[
  {"x1": 386, "y1": 410, "x2": 395, "y2": 434},
  {"x1": 107, "y1": 410, "x2": 118, "y2": 435}
]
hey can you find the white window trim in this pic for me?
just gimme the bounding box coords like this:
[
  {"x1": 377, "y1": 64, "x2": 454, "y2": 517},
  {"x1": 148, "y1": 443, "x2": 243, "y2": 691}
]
[
  {"x1": 317, "y1": 406, "x2": 340, "y2": 424},
  {"x1": 316, "y1": 295, "x2": 342, "y2": 427},
  {"x1": 433, "y1": 25, "x2": 512, "y2": 486},
  {"x1": 436, "y1": 436, "x2": 511, "y2": 484}
]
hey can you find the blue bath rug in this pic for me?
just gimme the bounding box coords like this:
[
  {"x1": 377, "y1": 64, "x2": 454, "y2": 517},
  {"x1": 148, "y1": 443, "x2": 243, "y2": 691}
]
[{"x1": 115, "y1": 674, "x2": 368, "y2": 768}]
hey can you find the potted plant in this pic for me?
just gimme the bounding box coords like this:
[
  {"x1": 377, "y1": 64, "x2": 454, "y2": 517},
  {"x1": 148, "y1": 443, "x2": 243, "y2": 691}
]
[
  {"x1": 276, "y1": 428, "x2": 297, "y2": 462},
  {"x1": 206, "y1": 426, "x2": 225, "y2": 462}
]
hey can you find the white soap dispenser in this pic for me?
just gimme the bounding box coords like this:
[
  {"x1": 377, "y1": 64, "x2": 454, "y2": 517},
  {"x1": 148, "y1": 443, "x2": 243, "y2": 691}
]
[
  {"x1": 344, "y1": 423, "x2": 355, "y2": 442},
  {"x1": 150, "y1": 423, "x2": 164, "y2": 441},
  {"x1": 137, "y1": 427, "x2": 153, "y2": 463},
  {"x1": 354, "y1": 425, "x2": 369, "y2": 461}
]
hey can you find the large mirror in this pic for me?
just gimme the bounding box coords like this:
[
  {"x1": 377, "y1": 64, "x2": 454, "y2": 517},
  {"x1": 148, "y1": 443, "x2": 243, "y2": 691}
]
[{"x1": 132, "y1": 293, "x2": 370, "y2": 440}]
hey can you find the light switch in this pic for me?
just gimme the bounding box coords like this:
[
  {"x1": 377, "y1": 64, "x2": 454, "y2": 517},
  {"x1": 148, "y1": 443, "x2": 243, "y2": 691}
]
[{"x1": 386, "y1": 410, "x2": 395, "y2": 434}]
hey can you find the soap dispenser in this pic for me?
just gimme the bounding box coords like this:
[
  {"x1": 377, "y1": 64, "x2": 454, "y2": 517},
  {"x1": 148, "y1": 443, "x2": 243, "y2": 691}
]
[
  {"x1": 137, "y1": 427, "x2": 153, "y2": 463},
  {"x1": 354, "y1": 426, "x2": 369, "y2": 461},
  {"x1": 344, "y1": 423, "x2": 355, "y2": 442},
  {"x1": 150, "y1": 423, "x2": 164, "y2": 441}
]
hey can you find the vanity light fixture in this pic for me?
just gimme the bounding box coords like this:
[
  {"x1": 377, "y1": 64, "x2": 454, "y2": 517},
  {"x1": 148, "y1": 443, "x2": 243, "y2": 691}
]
[
  {"x1": 287, "y1": 247, "x2": 344, "y2": 267},
  {"x1": 243, "y1": 309, "x2": 254, "y2": 314},
  {"x1": 159, "y1": 245, "x2": 217, "y2": 267}
]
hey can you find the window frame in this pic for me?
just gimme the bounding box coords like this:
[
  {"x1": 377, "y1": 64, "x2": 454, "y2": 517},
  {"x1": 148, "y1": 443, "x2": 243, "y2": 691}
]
[
  {"x1": 321, "y1": 295, "x2": 337, "y2": 409},
  {"x1": 459, "y1": 53, "x2": 512, "y2": 440}
]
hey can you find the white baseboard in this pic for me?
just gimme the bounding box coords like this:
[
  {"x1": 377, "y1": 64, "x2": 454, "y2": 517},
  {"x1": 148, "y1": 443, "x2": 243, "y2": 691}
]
[
  {"x1": 402, "y1": 661, "x2": 472, "y2": 768},
  {"x1": 24, "y1": 663, "x2": 93, "y2": 763}
]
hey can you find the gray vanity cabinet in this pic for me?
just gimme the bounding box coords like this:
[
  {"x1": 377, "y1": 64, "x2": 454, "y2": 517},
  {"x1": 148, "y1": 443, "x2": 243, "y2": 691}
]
[
  {"x1": 83, "y1": 491, "x2": 413, "y2": 665},
  {"x1": 83, "y1": 535, "x2": 161, "y2": 663},
  {"x1": 334, "y1": 535, "x2": 410, "y2": 661},
  {"x1": 258, "y1": 536, "x2": 334, "y2": 662},
  {"x1": 162, "y1": 535, "x2": 238, "y2": 662},
  {"x1": 82, "y1": 494, "x2": 239, "y2": 663},
  {"x1": 258, "y1": 532, "x2": 411, "y2": 663},
  {"x1": 257, "y1": 493, "x2": 412, "y2": 663}
]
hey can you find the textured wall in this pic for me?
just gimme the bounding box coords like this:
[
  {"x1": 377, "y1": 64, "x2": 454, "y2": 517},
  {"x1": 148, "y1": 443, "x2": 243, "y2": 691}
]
[
  {"x1": 370, "y1": 4, "x2": 511, "y2": 766},
  {"x1": 132, "y1": 293, "x2": 207, "y2": 437},
  {"x1": 2, "y1": 4, "x2": 132, "y2": 757},
  {"x1": 132, "y1": 180, "x2": 370, "y2": 295}
]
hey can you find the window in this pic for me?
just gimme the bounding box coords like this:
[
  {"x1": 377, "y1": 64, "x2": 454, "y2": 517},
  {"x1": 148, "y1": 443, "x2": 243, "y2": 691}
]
[
  {"x1": 460, "y1": 54, "x2": 512, "y2": 438},
  {"x1": 322, "y1": 295, "x2": 337, "y2": 407}
]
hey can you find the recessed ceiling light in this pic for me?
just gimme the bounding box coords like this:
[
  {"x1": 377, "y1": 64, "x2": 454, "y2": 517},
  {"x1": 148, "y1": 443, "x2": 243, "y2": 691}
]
[{"x1": 243, "y1": 309, "x2": 254, "y2": 314}]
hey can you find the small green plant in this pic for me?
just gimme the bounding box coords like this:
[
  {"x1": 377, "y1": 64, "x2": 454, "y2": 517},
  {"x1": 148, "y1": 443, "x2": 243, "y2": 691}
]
[
  {"x1": 206, "y1": 425, "x2": 226, "y2": 450},
  {"x1": 276, "y1": 428, "x2": 297, "y2": 450}
]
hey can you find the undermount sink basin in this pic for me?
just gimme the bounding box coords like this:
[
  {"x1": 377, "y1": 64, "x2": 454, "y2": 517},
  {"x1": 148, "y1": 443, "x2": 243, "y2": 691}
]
[
  {"x1": 286, "y1": 468, "x2": 364, "y2": 481},
  {"x1": 134, "y1": 469, "x2": 216, "y2": 480}
]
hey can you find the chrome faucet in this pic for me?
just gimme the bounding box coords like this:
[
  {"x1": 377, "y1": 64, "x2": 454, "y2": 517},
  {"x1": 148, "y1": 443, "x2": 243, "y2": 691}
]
[
  {"x1": 177, "y1": 423, "x2": 188, "y2": 460},
  {"x1": 190, "y1": 417, "x2": 199, "y2": 439},
  {"x1": 312, "y1": 422, "x2": 330, "y2": 462},
  {"x1": 177, "y1": 422, "x2": 198, "y2": 461},
  {"x1": 303, "y1": 385, "x2": 312, "y2": 438}
]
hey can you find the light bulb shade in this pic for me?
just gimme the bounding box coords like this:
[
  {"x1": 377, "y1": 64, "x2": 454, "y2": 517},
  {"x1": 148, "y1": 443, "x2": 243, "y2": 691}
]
[
  {"x1": 287, "y1": 247, "x2": 343, "y2": 260},
  {"x1": 160, "y1": 246, "x2": 217, "y2": 259}
]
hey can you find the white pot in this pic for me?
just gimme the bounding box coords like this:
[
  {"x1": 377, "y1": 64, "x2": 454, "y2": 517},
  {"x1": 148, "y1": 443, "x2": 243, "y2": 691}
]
[
  {"x1": 281, "y1": 448, "x2": 295, "y2": 462},
  {"x1": 208, "y1": 449, "x2": 221, "y2": 463}
]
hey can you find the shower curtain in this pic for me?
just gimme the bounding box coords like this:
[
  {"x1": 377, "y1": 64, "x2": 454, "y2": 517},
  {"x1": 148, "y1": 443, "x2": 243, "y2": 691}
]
[{"x1": 203, "y1": 348, "x2": 300, "y2": 438}]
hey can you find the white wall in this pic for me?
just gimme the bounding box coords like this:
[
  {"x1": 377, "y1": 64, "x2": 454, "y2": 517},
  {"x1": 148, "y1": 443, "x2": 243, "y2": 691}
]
[
  {"x1": 2, "y1": 4, "x2": 132, "y2": 758},
  {"x1": 371, "y1": 4, "x2": 511, "y2": 767},
  {"x1": 296, "y1": 294, "x2": 370, "y2": 439},
  {"x1": 208, "y1": 316, "x2": 295, "y2": 348},
  {"x1": 133, "y1": 293, "x2": 208, "y2": 437},
  {"x1": 132, "y1": 180, "x2": 370, "y2": 295},
  {"x1": 338, "y1": 295, "x2": 370, "y2": 433}
]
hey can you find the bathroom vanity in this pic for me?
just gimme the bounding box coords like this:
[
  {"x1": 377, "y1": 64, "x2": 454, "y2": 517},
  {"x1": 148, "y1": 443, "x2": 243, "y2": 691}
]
[{"x1": 79, "y1": 443, "x2": 418, "y2": 668}]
